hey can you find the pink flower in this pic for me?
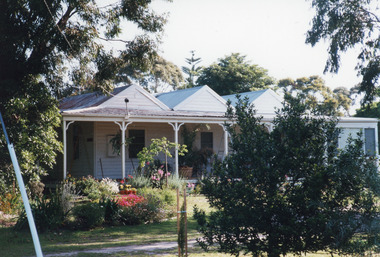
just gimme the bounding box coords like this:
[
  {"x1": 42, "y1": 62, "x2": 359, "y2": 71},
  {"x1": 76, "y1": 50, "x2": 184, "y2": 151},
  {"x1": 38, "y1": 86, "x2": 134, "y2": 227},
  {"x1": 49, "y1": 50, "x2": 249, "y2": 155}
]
[
  {"x1": 146, "y1": 161, "x2": 150, "y2": 165},
  {"x1": 158, "y1": 169, "x2": 164, "y2": 176},
  {"x1": 166, "y1": 172, "x2": 171, "y2": 176}
]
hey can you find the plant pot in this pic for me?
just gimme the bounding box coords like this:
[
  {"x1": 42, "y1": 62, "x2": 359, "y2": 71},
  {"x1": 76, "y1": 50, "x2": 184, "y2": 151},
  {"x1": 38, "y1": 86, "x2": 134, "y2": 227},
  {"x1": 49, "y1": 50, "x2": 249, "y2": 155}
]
[{"x1": 179, "y1": 166, "x2": 193, "y2": 179}]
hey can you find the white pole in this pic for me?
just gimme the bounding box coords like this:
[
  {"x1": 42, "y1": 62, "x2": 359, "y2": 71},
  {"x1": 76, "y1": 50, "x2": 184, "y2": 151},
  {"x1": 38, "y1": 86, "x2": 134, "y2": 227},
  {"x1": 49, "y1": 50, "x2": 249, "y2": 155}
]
[
  {"x1": 121, "y1": 121, "x2": 126, "y2": 179},
  {"x1": 224, "y1": 129, "x2": 228, "y2": 157},
  {"x1": 174, "y1": 122, "x2": 179, "y2": 178},
  {"x1": 0, "y1": 113, "x2": 43, "y2": 257},
  {"x1": 168, "y1": 122, "x2": 184, "y2": 178},
  {"x1": 63, "y1": 120, "x2": 67, "y2": 179},
  {"x1": 63, "y1": 121, "x2": 74, "y2": 179}
]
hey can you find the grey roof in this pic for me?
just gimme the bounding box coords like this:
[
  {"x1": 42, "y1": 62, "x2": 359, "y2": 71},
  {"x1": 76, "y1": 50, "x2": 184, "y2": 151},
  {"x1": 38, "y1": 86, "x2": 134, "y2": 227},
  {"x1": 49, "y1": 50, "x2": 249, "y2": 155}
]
[
  {"x1": 59, "y1": 86, "x2": 128, "y2": 111},
  {"x1": 156, "y1": 86, "x2": 204, "y2": 109},
  {"x1": 63, "y1": 107, "x2": 226, "y2": 119},
  {"x1": 222, "y1": 89, "x2": 267, "y2": 106}
]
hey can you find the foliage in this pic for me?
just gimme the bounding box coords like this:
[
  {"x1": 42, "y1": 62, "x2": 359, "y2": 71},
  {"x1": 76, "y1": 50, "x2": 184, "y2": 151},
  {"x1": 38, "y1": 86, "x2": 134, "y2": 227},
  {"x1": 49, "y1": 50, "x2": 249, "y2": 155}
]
[
  {"x1": 196, "y1": 53, "x2": 275, "y2": 95},
  {"x1": 181, "y1": 50, "x2": 202, "y2": 88},
  {"x1": 0, "y1": 191, "x2": 21, "y2": 215},
  {"x1": 119, "y1": 193, "x2": 166, "y2": 225},
  {"x1": 0, "y1": 89, "x2": 62, "y2": 186},
  {"x1": 195, "y1": 95, "x2": 380, "y2": 257},
  {"x1": 139, "y1": 55, "x2": 184, "y2": 93},
  {"x1": 278, "y1": 75, "x2": 352, "y2": 115},
  {"x1": 109, "y1": 132, "x2": 134, "y2": 156},
  {"x1": 101, "y1": 197, "x2": 122, "y2": 226},
  {"x1": 306, "y1": 0, "x2": 380, "y2": 104},
  {"x1": 74, "y1": 176, "x2": 118, "y2": 201},
  {"x1": 0, "y1": 0, "x2": 170, "y2": 187},
  {"x1": 137, "y1": 137, "x2": 187, "y2": 186},
  {"x1": 117, "y1": 194, "x2": 145, "y2": 207},
  {"x1": 129, "y1": 174, "x2": 152, "y2": 188},
  {"x1": 15, "y1": 193, "x2": 66, "y2": 232},
  {"x1": 166, "y1": 175, "x2": 187, "y2": 190},
  {"x1": 72, "y1": 202, "x2": 105, "y2": 230}
]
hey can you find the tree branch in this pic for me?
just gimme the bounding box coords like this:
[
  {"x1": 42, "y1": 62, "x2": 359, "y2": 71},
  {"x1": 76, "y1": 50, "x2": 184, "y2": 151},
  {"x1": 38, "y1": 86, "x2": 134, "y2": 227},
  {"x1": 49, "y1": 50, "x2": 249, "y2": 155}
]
[{"x1": 98, "y1": 37, "x2": 131, "y2": 44}]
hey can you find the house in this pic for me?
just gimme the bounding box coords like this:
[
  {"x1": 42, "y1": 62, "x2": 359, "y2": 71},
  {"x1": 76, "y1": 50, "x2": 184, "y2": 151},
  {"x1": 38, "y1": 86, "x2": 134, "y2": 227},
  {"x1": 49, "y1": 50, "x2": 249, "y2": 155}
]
[{"x1": 59, "y1": 85, "x2": 378, "y2": 180}]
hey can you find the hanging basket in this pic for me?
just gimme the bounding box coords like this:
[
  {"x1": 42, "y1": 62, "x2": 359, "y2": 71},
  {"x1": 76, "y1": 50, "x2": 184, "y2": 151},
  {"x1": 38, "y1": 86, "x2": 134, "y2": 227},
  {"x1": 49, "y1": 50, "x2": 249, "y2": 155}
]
[{"x1": 179, "y1": 166, "x2": 193, "y2": 179}]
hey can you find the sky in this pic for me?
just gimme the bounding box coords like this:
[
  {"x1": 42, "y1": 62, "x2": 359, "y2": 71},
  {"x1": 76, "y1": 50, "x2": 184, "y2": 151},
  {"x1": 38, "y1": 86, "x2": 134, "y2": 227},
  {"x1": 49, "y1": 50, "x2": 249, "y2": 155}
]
[{"x1": 106, "y1": 0, "x2": 363, "y2": 90}]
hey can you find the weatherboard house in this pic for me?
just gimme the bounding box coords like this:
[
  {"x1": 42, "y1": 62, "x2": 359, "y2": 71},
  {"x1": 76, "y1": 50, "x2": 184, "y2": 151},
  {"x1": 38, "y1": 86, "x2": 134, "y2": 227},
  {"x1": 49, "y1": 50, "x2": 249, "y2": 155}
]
[{"x1": 60, "y1": 84, "x2": 379, "y2": 179}]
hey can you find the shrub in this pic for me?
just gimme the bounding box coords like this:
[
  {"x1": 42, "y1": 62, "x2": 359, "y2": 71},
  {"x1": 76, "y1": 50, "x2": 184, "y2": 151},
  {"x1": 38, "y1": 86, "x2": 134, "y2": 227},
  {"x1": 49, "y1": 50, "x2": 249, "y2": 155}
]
[
  {"x1": 59, "y1": 181, "x2": 79, "y2": 214},
  {"x1": 0, "y1": 192, "x2": 21, "y2": 215},
  {"x1": 72, "y1": 202, "x2": 105, "y2": 229},
  {"x1": 74, "y1": 176, "x2": 118, "y2": 201},
  {"x1": 167, "y1": 175, "x2": 186, "y2": 190},
  {"x1": 119, "y1": 194, "x2": 166, "y2": 225},
  {"x1": 99, "y1": 178, "x2": 119, "y2": 196},
  {"x1": 101, "y1": 197, "x2": 122, "y2": 226},
  {"x1": 15, "y1": 193, "x2": 66, "y2": 232},
  {"x1": 129, "y1": 175, "x2": 151, "y2": 188},
  {"x1": 136, "y1": 188, "x2": 176, "y2": 219}
]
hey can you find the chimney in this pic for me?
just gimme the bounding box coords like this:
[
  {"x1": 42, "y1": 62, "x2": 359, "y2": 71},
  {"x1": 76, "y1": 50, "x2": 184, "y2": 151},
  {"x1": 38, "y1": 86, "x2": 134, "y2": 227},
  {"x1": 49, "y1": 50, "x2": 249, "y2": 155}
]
[{"x1": 124, "y1": 98, "x2": 129, "y2": 115}]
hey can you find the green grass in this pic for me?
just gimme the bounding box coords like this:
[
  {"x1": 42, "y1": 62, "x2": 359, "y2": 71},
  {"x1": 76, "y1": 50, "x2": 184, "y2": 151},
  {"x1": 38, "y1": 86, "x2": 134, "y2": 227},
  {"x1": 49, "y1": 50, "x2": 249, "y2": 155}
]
[
  {"x1": 0, "y1": 195, "x2": 370, "y2": 257},
  {"x1": 0, "y1": 195, "x2": 210, "y2": 257}
]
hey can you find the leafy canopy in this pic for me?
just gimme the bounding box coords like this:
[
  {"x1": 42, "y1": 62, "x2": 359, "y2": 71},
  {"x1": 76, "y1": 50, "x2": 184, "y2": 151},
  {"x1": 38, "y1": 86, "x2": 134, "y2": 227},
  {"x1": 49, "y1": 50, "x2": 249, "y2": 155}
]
[
  {"x1": 306, "y1": 0, "x2": 380, "y2": 104},
  {"x1": 195, "y1": 94, "x2": 380, "y2": 257},
  {"x1": 0, "y1": 0, "x2": 169, "y2": 186},
  {"x1": 196, "y1": 53, "x2": 275, "y2": 95},
  {"x1": 278, "y1": 75, "x2": 352, "y2": 116}
]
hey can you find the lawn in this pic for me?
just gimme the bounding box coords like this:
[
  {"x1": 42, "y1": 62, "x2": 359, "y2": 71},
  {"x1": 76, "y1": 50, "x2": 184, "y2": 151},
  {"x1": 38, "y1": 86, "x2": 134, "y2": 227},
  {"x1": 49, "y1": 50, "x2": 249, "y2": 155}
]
[
  {"x1": 0, "y1": 195, "x2": 368, "y2": 257},
  {"x1": 0, "y1": 196, "x2": 211, "y2": 257}
]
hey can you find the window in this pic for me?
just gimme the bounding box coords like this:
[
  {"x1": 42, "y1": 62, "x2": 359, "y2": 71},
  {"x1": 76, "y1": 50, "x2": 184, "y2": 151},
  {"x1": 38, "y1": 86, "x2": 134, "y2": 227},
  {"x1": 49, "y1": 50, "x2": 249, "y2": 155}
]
[
  {"x1": 365, "y1": 128, "x2": 376, "y2": 156},
  {"x1": 129, "y1": 130, "x2": 145, "y2": 158},
  {"x1": 201, "y1": 132, "x2": 213, "y2": 150}
]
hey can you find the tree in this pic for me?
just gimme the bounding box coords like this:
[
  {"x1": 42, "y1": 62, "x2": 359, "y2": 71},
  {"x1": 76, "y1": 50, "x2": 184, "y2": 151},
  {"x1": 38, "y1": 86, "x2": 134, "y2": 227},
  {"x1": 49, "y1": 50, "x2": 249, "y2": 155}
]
[
  {"x1": 196, "y1": 53, "x2": 275, "y2": 95},
  {"x1": 194, "y1": 95, "x2": 380, "y2": 257},
  {"x1": 137, "y1": 137, "x2": 187, "y2": 185},
  {"x1": 306, "y1": 0, "x2": 380, "y2": 104},
  {"x1": 0, "y1": 0, "x2": 169, "y2": 187},
  {"x1": 181, "y1": 50, "x2": 202, "y2": 88},
  {"x1": 278, "y1": 75, "x2": 352, "y2": 115},
  {"x1": 139, "y1": 56, "x2": 184, "y2": 93}
]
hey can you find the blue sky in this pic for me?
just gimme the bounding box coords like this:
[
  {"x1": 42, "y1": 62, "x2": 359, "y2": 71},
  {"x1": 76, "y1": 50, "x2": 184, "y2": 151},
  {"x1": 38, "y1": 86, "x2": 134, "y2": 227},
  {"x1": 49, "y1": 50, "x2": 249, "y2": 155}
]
[{"x1": 105, "y1": 0, "x2": 362, "y2": 90}]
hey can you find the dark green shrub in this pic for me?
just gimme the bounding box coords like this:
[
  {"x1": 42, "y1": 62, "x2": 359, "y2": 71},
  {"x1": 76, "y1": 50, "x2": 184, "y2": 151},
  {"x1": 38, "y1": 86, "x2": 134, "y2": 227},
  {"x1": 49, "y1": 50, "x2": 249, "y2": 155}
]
[
  {"x1": 15, "y1": 193, "x2": 65, "y2": 232},
  {"x1": 101, "y1": 197, "x2": 122, "y2": 225},
  {"x1": 72, "y1": 202, "x2": 105, "y2": 229}
]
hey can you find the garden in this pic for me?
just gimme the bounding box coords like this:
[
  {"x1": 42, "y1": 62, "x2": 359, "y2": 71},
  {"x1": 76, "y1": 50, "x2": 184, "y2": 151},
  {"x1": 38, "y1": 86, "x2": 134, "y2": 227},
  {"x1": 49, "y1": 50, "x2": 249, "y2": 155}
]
[{"x1": 0, "y1": 158, "x2": 204, "y2": 256}]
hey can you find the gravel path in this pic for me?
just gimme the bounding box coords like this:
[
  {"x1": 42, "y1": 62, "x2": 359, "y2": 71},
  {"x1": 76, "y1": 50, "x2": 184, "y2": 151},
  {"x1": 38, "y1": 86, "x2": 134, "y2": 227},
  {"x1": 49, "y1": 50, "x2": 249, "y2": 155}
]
[{"x1": 44, "y1": 240, "x2": 197, "y2": 256}]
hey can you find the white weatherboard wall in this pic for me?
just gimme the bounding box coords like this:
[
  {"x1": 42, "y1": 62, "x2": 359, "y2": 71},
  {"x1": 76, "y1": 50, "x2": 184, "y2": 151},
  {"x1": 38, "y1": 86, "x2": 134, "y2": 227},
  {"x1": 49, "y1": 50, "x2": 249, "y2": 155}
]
[
  {"x1": 174, "y1": 87, "x2": 227, "y2": 112},
  {"x1": 92, "y1": 121, "x2": 229, "y2": 179},
  {"x1": 99, "y1": 85, "x2": 168, "y2": 111},
  {"x1": 94, "y1": 122, "x2": 177, "y2": 179},
  {"x1": 252, "y1": 90, "x2": 283, "y2": 114}
]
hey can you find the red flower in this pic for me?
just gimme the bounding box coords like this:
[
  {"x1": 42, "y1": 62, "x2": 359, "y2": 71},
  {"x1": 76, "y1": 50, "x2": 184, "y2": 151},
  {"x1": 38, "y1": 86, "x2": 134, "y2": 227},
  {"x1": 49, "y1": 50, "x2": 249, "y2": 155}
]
[{"x1": 120, "y1": 179, "x2": 125, "y2": 184}]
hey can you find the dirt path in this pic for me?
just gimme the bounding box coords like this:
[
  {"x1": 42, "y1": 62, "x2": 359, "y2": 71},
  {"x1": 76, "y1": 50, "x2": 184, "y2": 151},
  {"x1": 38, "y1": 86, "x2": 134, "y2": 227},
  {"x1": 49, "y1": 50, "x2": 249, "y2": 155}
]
[{"x1": 44, "y1": 240, "x2": 197, "y2": 256}]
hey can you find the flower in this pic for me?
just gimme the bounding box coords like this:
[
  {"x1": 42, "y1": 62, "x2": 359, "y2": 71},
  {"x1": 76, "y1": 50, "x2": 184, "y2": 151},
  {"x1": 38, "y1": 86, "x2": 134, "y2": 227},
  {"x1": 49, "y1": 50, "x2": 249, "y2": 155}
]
[
  {"x1": 146, "y1": 161, "x2": 150, "y2": 165},
  {"x1": 120, "y1": 179, "x2": 125, "y2": 184},
  {"x1": 158, "y1": 169, "x2": 164, "y2": 176}
]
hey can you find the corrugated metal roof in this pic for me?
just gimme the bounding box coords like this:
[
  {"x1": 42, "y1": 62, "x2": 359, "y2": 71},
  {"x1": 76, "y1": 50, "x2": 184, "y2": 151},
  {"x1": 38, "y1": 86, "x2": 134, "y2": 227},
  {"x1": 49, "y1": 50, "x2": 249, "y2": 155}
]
[
  {"x1": 59, "y1": 86, "x2": 129, "y2": 111},
  {"x1": 156, "y1": 86, "x2": 204, "y2": 109},
  {"x1": 222, "y1": 89, "x2": 267, "y2": 106}
]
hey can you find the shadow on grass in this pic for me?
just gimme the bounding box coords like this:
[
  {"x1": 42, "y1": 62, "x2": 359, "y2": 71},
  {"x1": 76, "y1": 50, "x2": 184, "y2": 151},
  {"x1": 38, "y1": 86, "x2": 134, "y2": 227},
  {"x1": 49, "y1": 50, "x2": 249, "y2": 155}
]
[{"x1": 0, "y1": 218, "x2": 200, "y2": 257}]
